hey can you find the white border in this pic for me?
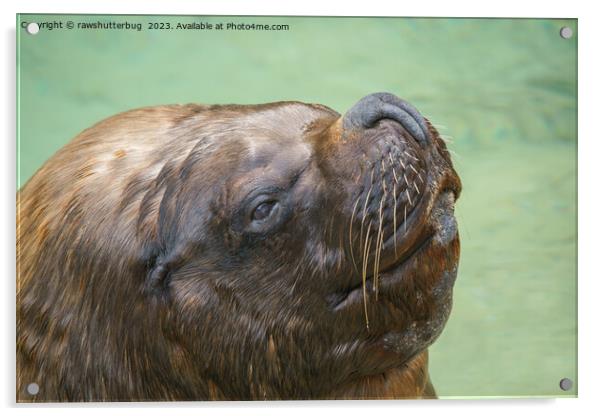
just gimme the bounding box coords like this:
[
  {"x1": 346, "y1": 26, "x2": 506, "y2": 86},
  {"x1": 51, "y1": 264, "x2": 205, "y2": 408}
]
[{"x1": 2, "y1": 1, "x2": 600, "y2": 415}]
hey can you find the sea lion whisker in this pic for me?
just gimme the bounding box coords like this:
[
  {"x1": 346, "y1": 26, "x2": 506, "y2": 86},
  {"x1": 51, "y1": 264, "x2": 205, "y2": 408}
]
[
  {"x1": 349, "y1": 196, "x2": 362, "y2": 275},
  {"x1": 373, "y1": 222, "x2": 381, "y2": 295},
  {"x1": 440, "y1": 135, "x2": 454, "y2": 143},
  {"x1": 406, "y1": 189, "x2": 413, "y2": 206},
  {"x1": 413, "y1": 182, "x2": 420, "y2": 194},
  {"x1": 328, "y1": 215, "x2": 335, "y2": 242},
  {"x1": 387, "y1": 152, "x2": 394, "y2": 165},
  {"x1": 393, "y1": 190, "x2": 398, "y2": 256},
  {"x1": 361, "y1": 225, "x2": 373, "y2": 331},
  {"x1": 447, "y1": 148, "x2": 462, "y2": 159},
  {"x1": 403, "y1": 173, "x2": 410, "y2": 187},
  {"x1": 373, "y1": 191, "x2": 386, "y2": 299},
  {"x1": 404, "y1": 151, "x2": 419, "y2": 161},
  {"x1": 409, "y1": 165, "x2": 419, "y2": 175},
  {"x1": 399, "y1": 158, "x2": 406, "y2": 169},
  {"x1": 359, "y1": 183, "x2": 373, "y2": 253},
  {"x1": 404, "y1": 205, "x2": 407, "y2": 234},
  {"x1": 375, "y1": 223, "x2": 385, "y2": 302},
  {"x1": 388, "y1": 154, "x2": 399, "y2": 184}
]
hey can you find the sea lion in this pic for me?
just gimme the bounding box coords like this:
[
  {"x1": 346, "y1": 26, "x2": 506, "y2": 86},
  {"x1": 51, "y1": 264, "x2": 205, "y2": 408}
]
[{"x1": 16, "y1": 92, "x2": 461, "y2": 402}]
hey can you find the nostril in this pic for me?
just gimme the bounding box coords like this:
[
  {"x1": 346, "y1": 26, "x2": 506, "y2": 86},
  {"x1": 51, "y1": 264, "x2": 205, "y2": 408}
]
[
  {"x1": 375, "y1": 103, "x2": 427, "y2": 144},
  {"x1": 342, "y1": 92, "x2": 430, "y2": 146}
]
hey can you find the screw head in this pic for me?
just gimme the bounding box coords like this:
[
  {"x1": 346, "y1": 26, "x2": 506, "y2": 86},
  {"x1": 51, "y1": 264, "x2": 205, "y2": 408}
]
[
  {"x1": 26, "y1": 22, "x2": 40, "y2": 35},
  {"x1": 559, "y1": 378, "x2": 573, "y2": 391},
  {"x1": 26, "y1": 382, "x2": 39, "y2": 395},
  {"x1": 560, "y1": 26, "x2": 573, "y2": 39}
]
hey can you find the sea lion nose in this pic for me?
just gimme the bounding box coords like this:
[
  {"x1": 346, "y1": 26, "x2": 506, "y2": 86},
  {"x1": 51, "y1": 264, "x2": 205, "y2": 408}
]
[{"x1": 342, "y1": 92, "x2": 430, "y2": 146}]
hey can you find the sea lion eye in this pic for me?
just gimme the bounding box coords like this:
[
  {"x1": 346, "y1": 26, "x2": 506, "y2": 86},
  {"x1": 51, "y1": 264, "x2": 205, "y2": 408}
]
[{"x1": 252, "y1": 201, "x2": 277, "y2": 221}]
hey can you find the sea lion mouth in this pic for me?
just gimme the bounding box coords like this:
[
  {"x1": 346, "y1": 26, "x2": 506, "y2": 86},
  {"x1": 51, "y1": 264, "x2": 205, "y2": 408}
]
[
  {"x1": 330, "y1": 190, "x2": 458, "y2": 312},
  {"x1": 331, "y1": 235, "x2": 433, "y2": 312}
]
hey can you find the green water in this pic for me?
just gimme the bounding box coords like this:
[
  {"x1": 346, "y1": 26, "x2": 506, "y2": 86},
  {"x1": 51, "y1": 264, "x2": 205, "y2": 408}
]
[{"x1": 17, "y1": 15, "x2": 577, "y2": 398}]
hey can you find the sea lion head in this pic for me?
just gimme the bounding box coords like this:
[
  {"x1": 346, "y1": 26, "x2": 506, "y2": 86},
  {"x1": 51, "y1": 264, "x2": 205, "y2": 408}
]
[
  {"x1": 147, "y1": 93, "x2": 461, "y2": 398},
  {"x1": 17, "y1": 93, "x2": 461, "y2": 401}
]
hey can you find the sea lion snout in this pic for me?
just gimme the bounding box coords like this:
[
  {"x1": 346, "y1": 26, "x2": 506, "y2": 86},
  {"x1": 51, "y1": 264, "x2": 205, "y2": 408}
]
[
  {"x1": 319, "y1": 92, "x2": 461, "y2": 335},
  {"x1": 341, "y1": 92, "x2": 430, "y2": 146},
  {"x1": 319, "y1": 93, "x2": 435, "y2": 277}
]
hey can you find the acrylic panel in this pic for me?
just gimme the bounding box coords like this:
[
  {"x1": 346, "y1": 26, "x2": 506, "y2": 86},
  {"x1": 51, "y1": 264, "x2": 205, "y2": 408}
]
[{"x1": 16, "y1": 14, "x2": 577, "y2": 401}]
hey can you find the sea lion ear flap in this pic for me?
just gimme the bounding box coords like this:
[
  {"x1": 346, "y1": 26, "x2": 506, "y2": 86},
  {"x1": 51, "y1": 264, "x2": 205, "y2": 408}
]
[
  {"x1": 147, "y1": 260, "x2": 171, "y2": 293},
  {"x1": 142, "y1": 241, "x2": 175, "y2": 295},
  {"x1": 144, "y1": 241, "x2": 190, "y2": 295}
]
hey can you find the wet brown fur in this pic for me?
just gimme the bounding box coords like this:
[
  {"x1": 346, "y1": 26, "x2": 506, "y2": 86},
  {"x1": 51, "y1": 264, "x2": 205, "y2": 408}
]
[{"x1": 17, "y1": 99, "x2": 459, "y2": 402}]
